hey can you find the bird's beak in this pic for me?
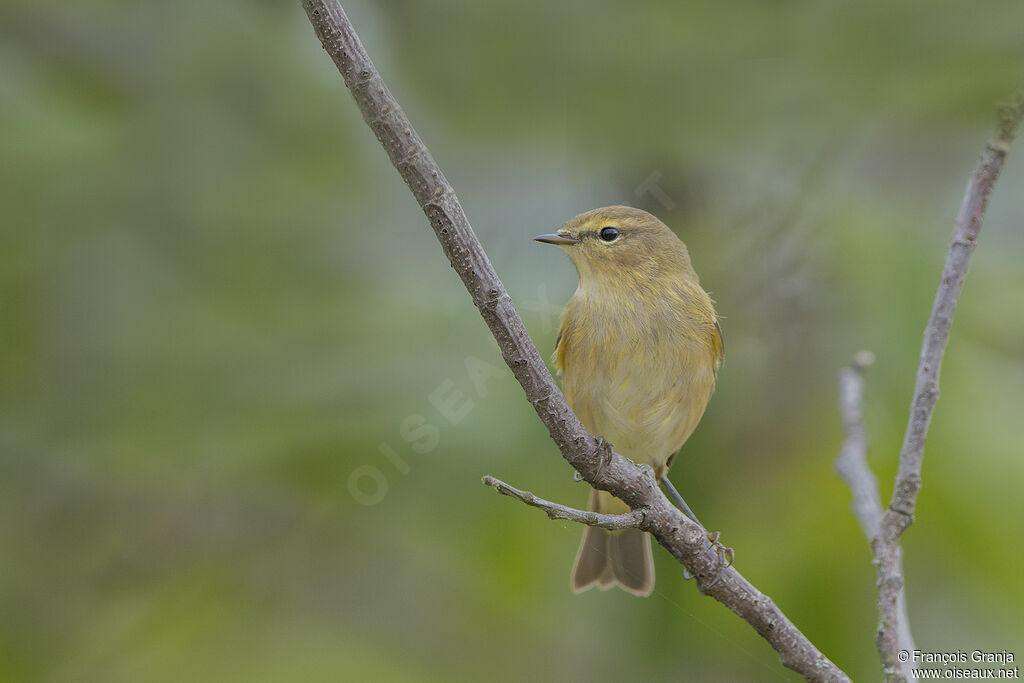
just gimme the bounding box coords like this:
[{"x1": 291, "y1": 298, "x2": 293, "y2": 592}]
[{"x1": 533, "y1": 232, "x2": 580, "y2": 245}]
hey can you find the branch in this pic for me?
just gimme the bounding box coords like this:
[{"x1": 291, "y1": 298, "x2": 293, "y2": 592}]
[
  {"x1": 300, "y1": 1, "x2": 849, "y2": 679},
  {"x1": 835, "y1": 351, "x2": 882, "y2": 538},
  {"x1": 873, "y1": 92, "x2": 1024, "y2": 681},
  {"x1": 834, "y1": 352, "x2": 916, "y2": 680},
  {"x1": 482, "y1": 475, "x2": 645, "y2": 530}
]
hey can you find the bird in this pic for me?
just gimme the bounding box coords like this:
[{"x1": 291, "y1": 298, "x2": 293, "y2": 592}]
[{"x1": 534, "y1": 205, "x2": 723, "y2": 596}]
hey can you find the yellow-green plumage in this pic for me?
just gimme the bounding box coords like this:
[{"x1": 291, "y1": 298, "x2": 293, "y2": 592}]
[{"x1": 541, "y1": 206, "x2": 722, "y2": 596}]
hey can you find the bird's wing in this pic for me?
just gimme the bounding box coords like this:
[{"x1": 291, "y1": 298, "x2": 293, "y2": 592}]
[
  {"x1": 553, "y1": 326, "x2": 566, "y2": 378},
  {"x1": 713, "y1": 319, "x2": 725, "y2": 372}
]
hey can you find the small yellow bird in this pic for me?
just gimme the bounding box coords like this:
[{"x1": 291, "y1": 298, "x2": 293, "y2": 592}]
[{"x1": 535, "y1": 206, "x2": 723, "y2": 596}]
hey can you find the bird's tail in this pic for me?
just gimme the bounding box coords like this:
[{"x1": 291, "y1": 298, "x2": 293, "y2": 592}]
[{"x1": 571, "y1": 489, "x2": 654, "y2": 596}]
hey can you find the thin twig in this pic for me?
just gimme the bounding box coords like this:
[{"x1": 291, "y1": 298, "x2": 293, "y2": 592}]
[
  {"x1": 482, "y1": 476, "x2": 645, "y2": 530},
  {"x1": 873, "y1": 92, "x2": 1024, "y2": 682},
  {"x1": 300, "y1": 2, "x2": 849, "y2": 679},
  {"x1": 835, "y1": 351, "x2": 882, "y2": 538},
  {"x1": 834, "y1": 351, "x2": 915, "y2": 679}
]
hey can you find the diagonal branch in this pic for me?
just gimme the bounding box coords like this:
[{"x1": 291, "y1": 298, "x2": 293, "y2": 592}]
[
  {"x1": 834, "y1": 351, "x2": 915, "y2": 680},
  {"x1": 300, "y1": 1, "x2": 849, "y2": 679},
  {"x1": 873, "y1": 92, "x2": 1024, "y2": 682}
]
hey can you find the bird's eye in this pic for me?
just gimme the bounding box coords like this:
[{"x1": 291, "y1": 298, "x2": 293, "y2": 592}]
[{"x1": 599, "y1": 227, "x2": 620, "y2": 242}]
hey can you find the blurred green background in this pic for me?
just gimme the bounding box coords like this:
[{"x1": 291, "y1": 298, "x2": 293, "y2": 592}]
[{"x1": 2, "y1": 1, "x2": 1023, "y2": 680}]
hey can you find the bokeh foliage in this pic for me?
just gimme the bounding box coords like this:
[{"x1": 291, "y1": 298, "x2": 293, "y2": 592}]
[{"x1": 2, "y1": 1, "x2": 1023, "y2": 680}]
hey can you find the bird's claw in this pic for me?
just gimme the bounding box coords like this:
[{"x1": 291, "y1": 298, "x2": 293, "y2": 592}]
[
  {"x1": 593, "y1": 435, "x2": 614, "y2": 476},
  {"x1": 572, "y1": 436, "x2": 613, "y2": 484},
  {"x1": 682, "y1": 532, "x2": 733, "y2": 584},
  {"x1": 704, "y1": 531, "x2": 734, "y2": 588}
]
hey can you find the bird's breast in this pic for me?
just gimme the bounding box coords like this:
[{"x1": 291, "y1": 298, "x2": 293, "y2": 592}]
[{"x1": 557, "y1": 286, "x2": 718, "y2": 471}]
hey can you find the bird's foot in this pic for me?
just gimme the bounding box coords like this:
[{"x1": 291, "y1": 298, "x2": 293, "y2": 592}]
[
  {"x1": 572, "y1": 435, "x2": 614, "y2": 483},
  {"x1": 592, "y1": 434, "x2": 615, "y2": 481},
  {"x1": 659, "y1": 476, "x2": 733, "y2": 585},
  {"x1": 704, "y1": 530, "x2": 735, "y2": 588},
  {"x1": 594, "y1": 435, "x2": 614, "y2": 470},
  {"x1": 685, "y1": 532, "x2": 733, "y2": 585}
]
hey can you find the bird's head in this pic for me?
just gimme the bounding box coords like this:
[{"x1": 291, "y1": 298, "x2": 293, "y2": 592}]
[{"x1": 534, "y1": 206, "x2": 695, "y2": 285}]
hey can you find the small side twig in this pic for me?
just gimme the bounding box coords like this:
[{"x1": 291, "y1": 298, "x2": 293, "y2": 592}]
[
  {"x1": 873, "y1": 92, "x2": 1024, "y2": 682},
  {"x1": 836, "y1": 351, "x2": 883, "y2": 537},
  {"x1": 482, "y1": 476, "x2": 644, "y2": 530},
  {"x1": 834, "y1": 351, "x2": 915, "y2": 680}
]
